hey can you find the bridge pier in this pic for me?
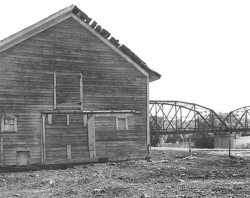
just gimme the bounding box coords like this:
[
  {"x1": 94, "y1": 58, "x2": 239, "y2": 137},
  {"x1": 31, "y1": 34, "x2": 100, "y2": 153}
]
[{"x1": 214, "y1": 133, "x2": 236, "y2": 148}]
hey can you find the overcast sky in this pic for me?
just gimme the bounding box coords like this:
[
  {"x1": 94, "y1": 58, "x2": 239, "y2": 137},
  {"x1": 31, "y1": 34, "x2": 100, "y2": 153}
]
[{"x1": 0, "y1": 0, "x2": 249, "y2": 113}]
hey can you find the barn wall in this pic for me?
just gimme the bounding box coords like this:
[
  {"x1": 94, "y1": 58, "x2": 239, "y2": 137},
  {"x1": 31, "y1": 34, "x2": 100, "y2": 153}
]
[
  {"x1": 95, "y1": 113, "x2": 146, "y2": 161},
  {"x1": 0, "y1": 17, "x2": 147, "y2": 166},
  {"x1": 44, "y1": 113, "x2": 89, "y2": 164}
]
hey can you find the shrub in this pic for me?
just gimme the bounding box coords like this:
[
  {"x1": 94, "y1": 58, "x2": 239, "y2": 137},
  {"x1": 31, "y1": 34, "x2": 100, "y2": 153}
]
[
  {"x1": 150, "y1": 134, "x2": 161, "y2": 146},
  {"x1": 193, "y1": 133, "x2": 214, "y2": 148}
]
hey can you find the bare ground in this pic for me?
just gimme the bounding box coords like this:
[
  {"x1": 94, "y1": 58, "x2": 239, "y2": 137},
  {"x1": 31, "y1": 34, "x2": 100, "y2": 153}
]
[{"x1": 1, "y1": 150, "x2": 250, "y2": 197}]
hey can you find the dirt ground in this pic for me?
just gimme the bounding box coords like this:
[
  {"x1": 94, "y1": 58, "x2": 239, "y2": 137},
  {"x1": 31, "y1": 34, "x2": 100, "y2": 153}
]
[{"x1": 1, "y1": 150, "x2": 250, "y2": 198}]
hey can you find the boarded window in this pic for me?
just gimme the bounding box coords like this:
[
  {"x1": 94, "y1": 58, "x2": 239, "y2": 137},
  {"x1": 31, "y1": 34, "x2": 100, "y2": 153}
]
[
  {"x1": 116, "y1": 117, "x2": 128, "y2": 130},
  {"x1": 1, "y1": 114, "x2": 17, "y2": 132},
  {"x1": 16, "y1": 151, "x2": 30, "y2": 166},
  {"x1": 56, "y1": 73, "x2": 81, "y2": 108}
]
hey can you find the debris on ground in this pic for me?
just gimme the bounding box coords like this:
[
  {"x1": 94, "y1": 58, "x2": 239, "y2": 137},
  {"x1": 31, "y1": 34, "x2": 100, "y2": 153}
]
[{"x1": 0, "y1": 150, "x2": 250, "y2": 197}]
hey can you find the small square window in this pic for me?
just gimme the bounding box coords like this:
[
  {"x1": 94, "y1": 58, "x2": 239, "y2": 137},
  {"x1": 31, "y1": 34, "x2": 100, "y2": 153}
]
[
  {"x1": 1, "y1": 115, "x2": 17, "y2": 132},
  {"x1": 116, "y1": 117, "x2": 128, "y2": 130}
]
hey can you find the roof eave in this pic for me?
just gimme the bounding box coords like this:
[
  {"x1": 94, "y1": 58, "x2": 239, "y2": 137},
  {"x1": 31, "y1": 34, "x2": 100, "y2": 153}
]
[{"x1": 149, "y1": 71, "x2": 161, "y2": 82}]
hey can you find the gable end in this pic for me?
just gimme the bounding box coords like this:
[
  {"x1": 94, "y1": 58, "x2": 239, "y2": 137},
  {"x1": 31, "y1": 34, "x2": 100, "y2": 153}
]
[{"x1": 0, "y1": 5, "x2": 161, "y2": 81}]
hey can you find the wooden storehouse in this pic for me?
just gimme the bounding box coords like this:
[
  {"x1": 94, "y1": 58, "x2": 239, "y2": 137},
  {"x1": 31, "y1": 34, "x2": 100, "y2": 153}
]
[{"x1": 0, "y1": 5, "x2": 160, "y2": 166}]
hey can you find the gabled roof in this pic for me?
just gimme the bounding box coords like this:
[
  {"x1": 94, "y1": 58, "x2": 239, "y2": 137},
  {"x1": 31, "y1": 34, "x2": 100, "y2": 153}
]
[{"x1": 0, "y1": 5, "x2": 161, "y2": 82}]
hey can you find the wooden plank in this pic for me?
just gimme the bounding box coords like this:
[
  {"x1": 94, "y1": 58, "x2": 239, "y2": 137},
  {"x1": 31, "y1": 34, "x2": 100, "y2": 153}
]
[
  {"x1": 53, "y1": 72, "x2": 56, "y2": 109},
  {"x1": 66, "y1": 144, "x2": 71, "y2": 160},
  {"x1": 42, "y1": 114, "x2": 46, "y2": 163},
  {"x1": 66, "y1": 114, "x2": 70, "y2": 126},
  {"x1": 0, "y1": 137, "x2": 3, "y2": 165},
  {"x1": 87, "y1": 115, "x2": 96, "y2": 159},
  {"x1": 80, "y1": 72, "x2": 84, "y2": 110},
  {"x1": 83, "y1": 114, "x2": 87, "y2": 127},
  {"x1": 48, "y1": 114, "x2": 53, "y2": 124},
  {"x1": 146, "y1": 75, "x2": 150, "y2": 146}
]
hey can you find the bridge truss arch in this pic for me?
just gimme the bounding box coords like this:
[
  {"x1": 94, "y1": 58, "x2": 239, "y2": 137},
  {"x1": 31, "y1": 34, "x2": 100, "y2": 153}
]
[
  {"x1": 149, "y1": 100, "x2": 228, "y2": 134},
  {"x1": 224, "y1": 106, "x2": 250, "y2": 132}
]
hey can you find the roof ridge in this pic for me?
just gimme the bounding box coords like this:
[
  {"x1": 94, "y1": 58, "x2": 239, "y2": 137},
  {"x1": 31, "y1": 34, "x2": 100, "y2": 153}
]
[{"x1": 0, "y1": 5, "x2": 161, "y2": 81}]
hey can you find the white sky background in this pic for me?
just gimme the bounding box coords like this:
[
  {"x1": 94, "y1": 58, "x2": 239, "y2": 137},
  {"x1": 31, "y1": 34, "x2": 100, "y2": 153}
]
[{"x1": 0, "y1": 0, "x2": 249, "y2": 113}]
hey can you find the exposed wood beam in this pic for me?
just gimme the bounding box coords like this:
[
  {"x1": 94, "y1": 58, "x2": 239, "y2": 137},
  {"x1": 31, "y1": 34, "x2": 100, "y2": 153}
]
[
  {"x1": 42, "y1": 114, "x2": 46, "y2": 163},
  {"x1": 80, "y1": 73, "x2": 84, "y2": 111},
  {"x1": 53, "y1": 72, "x2": 57, "y2": 110},
  {"x1": 87, "y1": 115, "x2": 96, "y2": 159},
  {"x1": 0, "y1": 137, "x2": 3, "y2": 165}
]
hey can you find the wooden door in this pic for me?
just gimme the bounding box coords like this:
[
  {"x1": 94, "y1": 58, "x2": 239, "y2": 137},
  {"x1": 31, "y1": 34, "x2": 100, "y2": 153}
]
[{"x1": 42, "y1": 113, "x2": 89, "y2": 164}]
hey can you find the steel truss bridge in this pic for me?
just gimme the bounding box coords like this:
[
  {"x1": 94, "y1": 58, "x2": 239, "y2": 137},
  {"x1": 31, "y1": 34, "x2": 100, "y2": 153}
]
[{"x1": 149, "y1": 100, "x2": 250, "y2": 135}]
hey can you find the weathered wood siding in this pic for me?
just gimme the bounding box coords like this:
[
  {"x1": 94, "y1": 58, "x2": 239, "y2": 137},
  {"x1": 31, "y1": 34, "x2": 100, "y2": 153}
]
[
  {"x1": 45, "y1": 113, "x2": 89, "y2": 164},
  {"x1": 95, "y1": 114, "x2": 146, "y2": 161},
  {"x1": 0, "y1": 17, "x2": 147, "y2": 166}
]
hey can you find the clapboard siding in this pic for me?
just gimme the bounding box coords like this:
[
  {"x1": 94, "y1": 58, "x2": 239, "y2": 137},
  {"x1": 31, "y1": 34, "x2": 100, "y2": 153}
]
[
  {"x1": 45, "y1": 114, "x2": 89, "y2": 164},
  {"x1": 0, "y1": 16, "x2": 147, "y2": 166},
  {"x1": 0, "y1": 111, "x2": 42, "y2": 166},
  {"x1": 1, "y1": 145, "x2": 41, "y2": 166},
  {"x1": 95, "y1": 114, "x2": 146, "y2": 160},
  {"x1": 96, "y1": 140, "x2": 146, "y2": 161}
]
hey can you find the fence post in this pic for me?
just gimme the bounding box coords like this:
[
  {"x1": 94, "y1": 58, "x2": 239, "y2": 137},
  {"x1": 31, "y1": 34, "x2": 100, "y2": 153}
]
[
  {"x1": 228, "y1": 133, "x2": 231, "y2": 157},
  {"x1": 145, "y1": 144, "x2": 151, "y2": 161},
  {"x1": 188, "y1": 137, "x2": 192, "y2": 155}
]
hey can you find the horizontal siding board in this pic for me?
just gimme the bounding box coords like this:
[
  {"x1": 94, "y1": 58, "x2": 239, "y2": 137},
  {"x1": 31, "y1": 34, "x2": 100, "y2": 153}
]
[{"x1": 96, "y1": 140, "x2": 146, "y2": 159}]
